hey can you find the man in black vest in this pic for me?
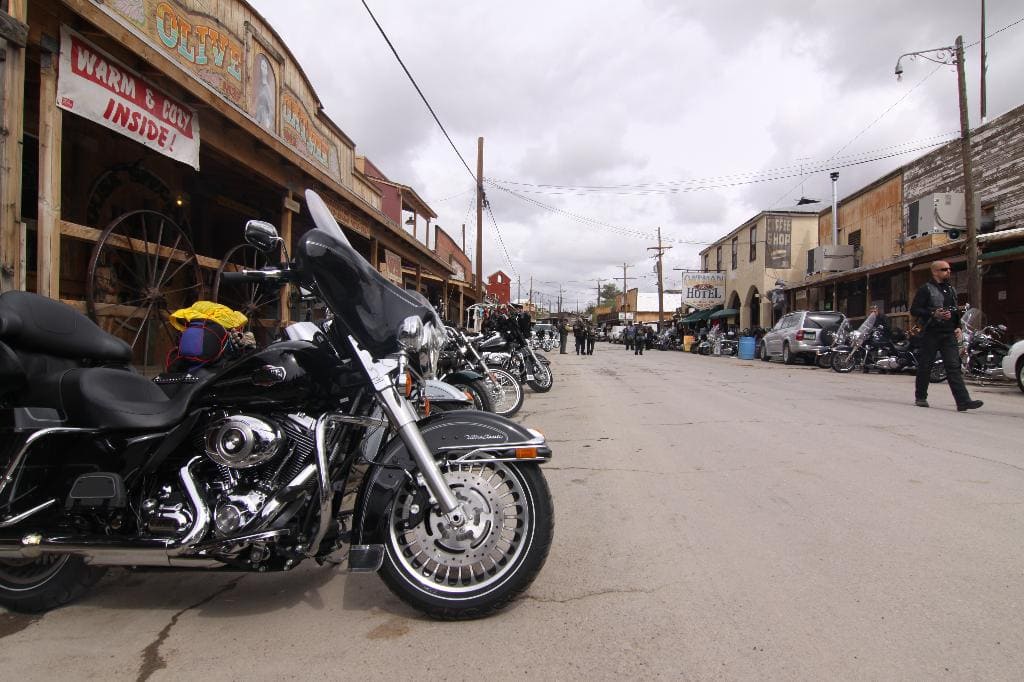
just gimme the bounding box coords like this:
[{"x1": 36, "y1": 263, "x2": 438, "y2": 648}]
[{"x1": 910, "y1": 260, "x2": 981, "y2": 411}]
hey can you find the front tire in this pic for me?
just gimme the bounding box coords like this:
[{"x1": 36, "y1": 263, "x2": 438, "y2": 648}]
[
  {"x1": 379, "y1": 462, "x2": 554, "y2": 620},
  {"x1": 0, "y1": 555, "x2": 106, "y2": 613},
  {"x1": 1017, "y1": 358, "x2": 1024, "y2": 393},
  {"x1": 526, "y1": 361, "x2": 553, "y2": 393},
  {"x1": 831, "y1": 349, "x2": 859, "y2": 373},
  {"x1": 449, "y1": 379, "x2": 494, "y2": 412},
  {"x1": 485, "y1": 369, "x2": 524, "y2": 417},
  {"x1": 929, "y1": 360, "x2": 948, "y2": 384},
  {"x1": 760, "y1": 342, "x2": 770, "y2": 362}
]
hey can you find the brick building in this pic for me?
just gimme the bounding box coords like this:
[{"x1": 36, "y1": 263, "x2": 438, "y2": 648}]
[{"x1": 486, "y1": 271, "x2": 512, "y2": 305}]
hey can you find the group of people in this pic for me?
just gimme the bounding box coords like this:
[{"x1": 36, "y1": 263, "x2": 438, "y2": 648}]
[
  {"x1": 623, "y1": 322, "x2": 656, "y2": 355},
  {"x1": 559, "y1": 319, "x2": 596, "y2": 355}
]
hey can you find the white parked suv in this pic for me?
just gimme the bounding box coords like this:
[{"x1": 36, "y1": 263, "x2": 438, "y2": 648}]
[{"x1": 1001, "y1": 339, "x2": 1024, "y2": 393}]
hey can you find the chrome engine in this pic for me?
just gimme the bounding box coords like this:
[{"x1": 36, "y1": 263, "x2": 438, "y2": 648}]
[
  {"x1": 142, "y1": 412, "x2": 318, "y2": 539},
  {"x1": 875, "y1": 357, "x2": 903, "y2": 371}
]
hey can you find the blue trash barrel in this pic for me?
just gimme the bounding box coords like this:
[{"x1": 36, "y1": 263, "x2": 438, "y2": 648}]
[{"x1": 738, "y1": 336, "x2": 756, "y2": 360}]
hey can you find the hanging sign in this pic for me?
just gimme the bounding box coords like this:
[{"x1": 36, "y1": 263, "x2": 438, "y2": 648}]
[
  {"x1": 57, "y1": 26, "x2": 201, "y2": 169},
  {"x1": 379, "y1": 249, "x2": 403, "y2": 286},
  {"x1": 681, "y1": 272, "x2": 726, "y2": 310}
]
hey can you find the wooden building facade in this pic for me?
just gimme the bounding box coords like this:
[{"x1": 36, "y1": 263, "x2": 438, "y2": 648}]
[
  {"x1": 785, "y1": 102, "x2": 1024, "y2": 338},
  {"x1": 0, "y1": 0, "x2": 472, "y2": 370}
]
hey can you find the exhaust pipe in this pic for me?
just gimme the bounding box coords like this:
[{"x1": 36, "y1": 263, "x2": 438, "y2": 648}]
[{"x1": 0, "y1": 457, "x2": 222, "y2": 568}]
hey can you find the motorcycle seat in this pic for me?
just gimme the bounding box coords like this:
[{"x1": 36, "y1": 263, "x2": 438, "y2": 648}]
[
  {"x1": 56, "y1": 367, "x2": 200, "y2": 431},
  {"x1": 893, "y1": 340, "x2": 911, "y2": 352},
  {"x1": 0, "y1": 291, "x2": 131, "y2": 363}
]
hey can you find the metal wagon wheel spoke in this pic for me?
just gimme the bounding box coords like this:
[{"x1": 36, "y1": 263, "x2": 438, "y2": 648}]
[
  {"x1": 87, "y1": 210, "x2": 205, "y2": 374},
  {"x1": 212, "y1": 243, "x2": 283, "y2": 347}
]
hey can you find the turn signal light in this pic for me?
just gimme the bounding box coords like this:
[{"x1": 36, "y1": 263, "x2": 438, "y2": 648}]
[
  {"x1": 795, "y1": 330, "x2": 805, "y2": 341},
  {"x1": 424, "y1": 398, "x2": 431, "y2": 416},
  {"x1": 515, "y1": 447, "x2": 538, "y2": 459},
  {"x1": 404, "y1": 372, "x2": 413, "y2": 397}
]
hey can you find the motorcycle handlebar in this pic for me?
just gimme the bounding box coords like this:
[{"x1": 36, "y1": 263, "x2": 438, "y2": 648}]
[{"x1": 220, "y1": 267, "x2": 294, "y2": 284}]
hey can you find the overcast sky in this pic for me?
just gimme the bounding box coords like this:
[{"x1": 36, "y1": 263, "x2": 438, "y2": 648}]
[{"x1": 250, "y1": 0, "x2": 1023, "y2": 309}]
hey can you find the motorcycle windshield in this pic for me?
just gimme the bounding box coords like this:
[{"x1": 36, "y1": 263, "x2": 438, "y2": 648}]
[
  {"x1": 298, "y1": 190, "x2": 438, "y2": 357},
  {"x1": 961, "y1": 308, "x2": 985, "y2": 331},
  {"x1": 857, "y1": 312, "x2": 877, "y2": 336}
]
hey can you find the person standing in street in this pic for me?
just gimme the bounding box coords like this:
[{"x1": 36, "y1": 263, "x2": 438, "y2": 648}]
[
  {"x1": 910, "y1": 260, "x2": 982, "y2": 411},
  {"x1": 634, "y1": 325, "x2": 645, "y2": 355},
  {"x1": 586, "y1": 323, "x2": 596, "y2": 355},
  {"x1": 558, "y1": 319, "x2": 569, "y2": 354},
  {"x1": 573, "y1": 319, "x2": 586, "y2": 355},
  {"x1": 624, "y1": 323, "x2": 634, "y2": 351}
]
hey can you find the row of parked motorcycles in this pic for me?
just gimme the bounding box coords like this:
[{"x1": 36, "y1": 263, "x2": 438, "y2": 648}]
[
  {"x1": 0, "y1": 190, "x2": 556, "y2": 620},
  {"x1": 817, "y1": 307, "x2": 1010, "y2": 383}
]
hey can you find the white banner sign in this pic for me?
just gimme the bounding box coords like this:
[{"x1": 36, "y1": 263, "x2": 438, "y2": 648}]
[
  {"x1": 682, "y1": 272, "x2": 726, "y2": 310},
  {"x1": 57, "y1": 26, "x2": 200, "y2": 169}
]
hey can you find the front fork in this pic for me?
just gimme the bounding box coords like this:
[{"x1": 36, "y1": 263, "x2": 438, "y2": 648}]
[{"x1": 348, "y1": 337, "x2": 467, "y2": 528}]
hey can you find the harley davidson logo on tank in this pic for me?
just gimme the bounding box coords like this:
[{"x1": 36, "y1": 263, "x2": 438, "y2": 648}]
[
  {"x1": 99, "y1": 0, "x2": 245, "y2": 106},
  {"x1": 681, "y1": 273, "x2": 726, "y2": 310},
  {"x1": 57, "y1": 27, "x2": 201, "y2": 169}
]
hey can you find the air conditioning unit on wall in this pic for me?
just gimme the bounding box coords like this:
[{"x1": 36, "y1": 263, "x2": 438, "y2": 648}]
[
  {"x1": 807, "y1": 245, "x2": 856, "y2": 274},
  {"x1": 907, "y1": 192, "x2": 966, "y2": 238}
]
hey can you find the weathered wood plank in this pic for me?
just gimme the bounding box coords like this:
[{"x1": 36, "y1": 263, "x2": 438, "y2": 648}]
[
  {"x1": 60, "y1": 220, "x2": 222, "y2": 270},
  {"x1": 37, "y1": 50, "x2": 62, "y2": 298},
  {"x1": 0, "y1": 7, "x2": 28, "y2": 47}
]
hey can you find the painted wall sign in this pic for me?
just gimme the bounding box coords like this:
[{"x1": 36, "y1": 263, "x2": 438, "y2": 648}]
[
  {"x1": 102, "y1": 0, "x2": 245, "y2": 106},
  {"x1": 766, "y1": 216, "x2": 793, "y2": 269},
  {"x1": 681, "y1": 272, "x2": 726, "y2": 310},
  {"x1": 281, "y1": 90, "x2": 337, "y2": 173},
  {"x1": 58, "y1": 26, "x2": 201, "y2": 169}
]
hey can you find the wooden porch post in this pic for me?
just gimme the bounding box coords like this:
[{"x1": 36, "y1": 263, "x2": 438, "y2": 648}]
[
  {"x1": 1, "y1": 0, "x2": 28, "y2": 292},
  {"x1": 415, "y1": 263, "x2": 422, "y2": 294},
  {"x1": 458, "y1": 286, "x2": 464, "y2": 327},
  {"x1": 37, "y1": 43, "x2": 62, "y2": 298},
  {"x1": 370, "y1": 237, "x2": 379, "y2": 270},
  {"x1": 279, "y1": 193, "x2": 296, "y2": 323}
]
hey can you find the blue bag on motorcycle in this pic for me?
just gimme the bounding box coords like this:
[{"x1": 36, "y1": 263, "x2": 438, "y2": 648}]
[{"x1": 166, "y1": 319, "x2": 230, "y2": 372}]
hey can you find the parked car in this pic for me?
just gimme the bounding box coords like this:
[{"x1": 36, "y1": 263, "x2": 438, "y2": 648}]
[
  {"x1": 759, "y1": 311, "x2": 846, "y2": 364},
  {"x1": 608, "y1": 325, "x2": 627, "y2": 343},
  {"x1": 1001, "y1": 338, "x2": 1024, "y2": 393},
  {"x1": 531, "y1": 323, "x2": 555, "y2": 340}
]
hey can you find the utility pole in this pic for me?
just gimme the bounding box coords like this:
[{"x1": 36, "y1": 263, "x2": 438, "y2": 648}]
[
  {"x1": 647, "y1": 227, "x2": 672, "y2": 326},
  {"x1": 517, "y1": 277, "x2": 521, "y2": 305},
  {"x1": 557, "y1": 285, "x2": 564, "y2": 317},
  {"x1": 461, "y1": 223, "x2": 466, "y2": 252},
  {"x1": 955, "y1": 35, "x2": 982, "y2": 313},
  {"x1": 475, "y1": 137, "x2": 484, "y2": 300},
  {"x1": 981, "y1": 0, "x2": 988, "y2": 123},
  {"x1": 620, "y1": 263, "x2": 631, "y2": 312},
  {"x1": 529, "y1": 276, "x2": 533, "y2": 309},
  {"x1": 595, "y1": 278, "x2": 603, "y2": 323}
]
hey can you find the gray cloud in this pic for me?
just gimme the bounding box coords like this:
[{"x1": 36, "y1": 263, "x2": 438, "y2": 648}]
[{"x1": 250, "y1": 0, "x2": 1023, "y2": 301}]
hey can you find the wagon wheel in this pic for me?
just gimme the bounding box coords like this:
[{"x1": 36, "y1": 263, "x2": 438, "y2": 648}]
[
  {"x1": 212, "y1": 243, "x2": 283, "y2": 347},
  {"x1": 87, "y1": 210, "x2": 205, "y2": 374}
]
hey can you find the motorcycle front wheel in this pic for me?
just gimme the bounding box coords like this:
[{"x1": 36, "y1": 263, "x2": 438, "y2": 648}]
[
  {"x1": 816, "y1": 351, "x2": 832, "y2": 369},
  {"x1": 526, "y1": 360, "x2": 554, "y2": 393},
  {"x1": 929, "y1": 360, "x2": 947, "y2": 384},
  {"x1": 831, "y1": 349, "x2": 860, "y2": 373},
  {"x1": 380, "y1": 461, "x2": 554, "y2": 620},
  {"x1": 485, "y1": 368, "x2": 524, "y2": 417},
  {"x1": 448, "y1": 379, "x2": 494, "y2": 412}
]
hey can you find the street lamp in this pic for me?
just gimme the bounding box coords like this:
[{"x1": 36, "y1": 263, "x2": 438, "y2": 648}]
[{"x1": 894, "y1": 36, "x2": 981, "y2": 313}]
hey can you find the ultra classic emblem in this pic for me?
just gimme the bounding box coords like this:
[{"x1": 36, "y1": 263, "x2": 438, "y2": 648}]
[{"x1": 251, "y1": 364, "x2": 287, "y2": 387}]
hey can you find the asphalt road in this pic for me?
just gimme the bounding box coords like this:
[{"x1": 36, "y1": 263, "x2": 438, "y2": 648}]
[{"x1": 3, "y1": 345, "x2": 1023, "y2": 680}]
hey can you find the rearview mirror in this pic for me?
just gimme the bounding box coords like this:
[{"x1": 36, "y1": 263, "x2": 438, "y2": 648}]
[{"x1": 244, "y1": 220, "x2": 281, "y2": 252}]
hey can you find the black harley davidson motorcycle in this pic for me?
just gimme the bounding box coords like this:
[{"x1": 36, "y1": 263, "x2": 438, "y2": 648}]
[
  {"x1": 476, "y1": 326, "x2": 554, "y2": 394},
  {"x1": 0, "y1": 190, "x2": 554, "y2": 619},
  {"x1": 439, "y1": 326, "x2": 524, "y2": 417}
]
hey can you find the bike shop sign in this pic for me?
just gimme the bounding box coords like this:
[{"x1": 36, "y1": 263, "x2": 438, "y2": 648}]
[
  {"x1": 681, "y1": 272, "x2": 726, "y2": 310},
  {"x1": 57, "y1": 26, "x2": 201, "y2": 169}
]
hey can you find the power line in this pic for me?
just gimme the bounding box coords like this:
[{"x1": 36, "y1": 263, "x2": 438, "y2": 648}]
[
  {"x1": 484, "y1": 195, "x2": 519, "y2": 278},
  {"x1": 486, "y1": 131, "x2": 957, "y2": 193},
  {"x1": 360, "y1": 1, "x2": 476, "y2": 181}
]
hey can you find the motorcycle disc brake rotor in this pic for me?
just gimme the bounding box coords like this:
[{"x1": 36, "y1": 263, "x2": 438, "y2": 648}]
[{"x1": 389, "y1": 462, "x2": 531, "y2": 593}]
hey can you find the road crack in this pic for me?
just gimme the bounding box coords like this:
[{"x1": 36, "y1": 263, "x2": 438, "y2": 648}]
[
  {"x1": 520, "y1": 584, "x2": 670, "y2": 605},
  {"x1": 137, "y1": 576, "x2": 245, "y2": 682}
]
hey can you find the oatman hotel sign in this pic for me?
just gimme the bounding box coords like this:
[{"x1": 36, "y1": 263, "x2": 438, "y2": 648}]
[{"x1": 681, "y1": 273, "x2": 726, "y2": 311}]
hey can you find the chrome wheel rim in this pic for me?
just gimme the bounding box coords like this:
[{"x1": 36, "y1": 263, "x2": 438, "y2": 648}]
[
  {"x1": 487, "y1": 372, "x2": 519, "y2": 414},
  {"x1": 388, "y1": 462, "x2": 532, "y2": 594},
  {"x1": 0, "y1": 555, "x2": 70, "y2": 592}
]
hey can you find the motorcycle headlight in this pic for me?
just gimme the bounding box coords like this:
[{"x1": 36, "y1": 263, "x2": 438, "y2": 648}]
[
  {"x1": 397, "y1": 315, "x2": 427, "y2": 350},
  {"x1": 417, "y1": 322, "x2": 444, "y2": 379}
]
